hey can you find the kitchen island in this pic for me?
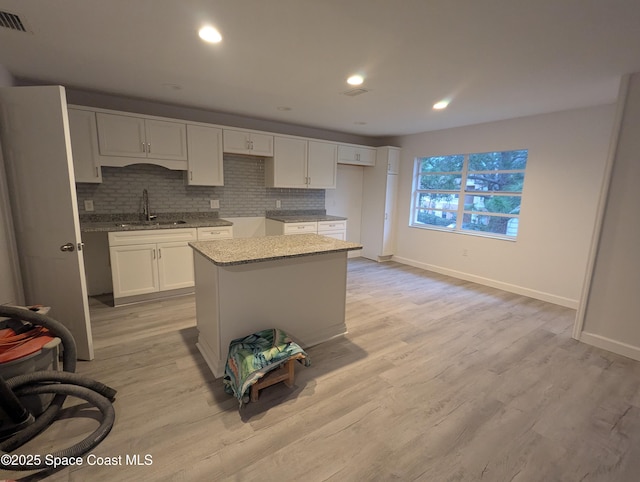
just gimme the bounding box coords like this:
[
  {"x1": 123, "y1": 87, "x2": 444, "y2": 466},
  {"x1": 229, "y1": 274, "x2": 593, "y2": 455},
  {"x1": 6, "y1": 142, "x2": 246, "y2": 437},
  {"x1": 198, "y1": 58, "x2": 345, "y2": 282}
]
[{"x1": 189, "y1": 234, "x2": 362, "y2": 378}]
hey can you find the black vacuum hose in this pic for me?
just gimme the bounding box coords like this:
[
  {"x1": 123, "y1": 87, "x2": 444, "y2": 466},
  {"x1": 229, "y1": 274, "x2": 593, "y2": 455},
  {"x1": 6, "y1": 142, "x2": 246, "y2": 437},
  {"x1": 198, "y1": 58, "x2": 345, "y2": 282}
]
[{"x1": 0, "y1": 305, "x2": 117, "y2": 471}]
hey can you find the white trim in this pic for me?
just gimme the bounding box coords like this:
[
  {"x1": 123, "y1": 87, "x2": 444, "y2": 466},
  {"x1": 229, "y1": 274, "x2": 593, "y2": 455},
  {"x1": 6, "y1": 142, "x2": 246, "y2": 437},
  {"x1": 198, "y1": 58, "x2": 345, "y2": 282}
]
[
  {"x1": 572, "y1": 75, "x2": 630, "y2": 339},
  {"x1": 392, "y1": 255, "x2": 578, "y2": 308},
  {"x1": 578, "y1": 332, "x2": 640, "y2": 362}
]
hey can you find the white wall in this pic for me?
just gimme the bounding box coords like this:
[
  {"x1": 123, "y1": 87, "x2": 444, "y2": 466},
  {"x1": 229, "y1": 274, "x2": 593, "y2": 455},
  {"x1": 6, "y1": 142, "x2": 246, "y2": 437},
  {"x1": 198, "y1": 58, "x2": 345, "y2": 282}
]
[
  {"x1": 579, "y1": 73, "x2": 640, "y2": 360},
  {"x1": 392, "y1": 104, "x2": 616, "y2": 308},
  {"x1": 0, "y1": 64, "x2": 24, "y2": 305}
]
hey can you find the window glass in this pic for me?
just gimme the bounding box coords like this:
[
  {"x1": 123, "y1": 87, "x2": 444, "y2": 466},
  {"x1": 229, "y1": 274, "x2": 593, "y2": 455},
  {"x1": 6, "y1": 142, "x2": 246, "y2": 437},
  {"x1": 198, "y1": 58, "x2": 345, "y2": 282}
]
[{"x1": 411, "y1": 149, "x2": 528, "y2": 239}]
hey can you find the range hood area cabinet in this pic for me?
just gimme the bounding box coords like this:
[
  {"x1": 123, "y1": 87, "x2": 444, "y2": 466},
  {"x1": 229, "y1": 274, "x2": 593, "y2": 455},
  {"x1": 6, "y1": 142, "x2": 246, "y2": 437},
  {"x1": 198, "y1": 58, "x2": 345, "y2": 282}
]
[
  {"x1": 223, "y1": 128, "x2": 274, "y2": 156},
  {"x1": 95, "y1": 112, "x2": 188, "y2": 168},
  {"x1": 265, "y1": 136, "x2": 337, "y2": 189}
]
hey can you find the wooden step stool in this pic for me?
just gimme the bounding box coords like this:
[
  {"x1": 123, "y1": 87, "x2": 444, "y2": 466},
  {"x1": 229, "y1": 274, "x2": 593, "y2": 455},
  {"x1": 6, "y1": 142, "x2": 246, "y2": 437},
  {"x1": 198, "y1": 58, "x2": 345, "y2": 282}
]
[{"x1": 250, "y1": 359, "x2": 295, "y2": 402}]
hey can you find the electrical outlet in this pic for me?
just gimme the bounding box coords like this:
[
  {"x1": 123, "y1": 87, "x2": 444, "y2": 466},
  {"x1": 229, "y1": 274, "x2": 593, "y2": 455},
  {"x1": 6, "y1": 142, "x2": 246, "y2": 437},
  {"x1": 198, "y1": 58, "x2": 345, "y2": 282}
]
[
  {"x1": 276, "y1": 200, "x2": 281, "y2": 208},
  {"x1": 84, "y1": 200, "x2": 94, "y2": 212},
  {"x1": 210, "y1": 199, "x2": 220, "y2": 209}
]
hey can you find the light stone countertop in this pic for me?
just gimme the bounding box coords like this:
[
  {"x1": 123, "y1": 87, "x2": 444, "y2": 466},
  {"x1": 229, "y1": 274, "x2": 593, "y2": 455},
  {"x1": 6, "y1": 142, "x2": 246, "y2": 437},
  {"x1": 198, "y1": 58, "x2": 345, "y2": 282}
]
[
  {"x1": 265, "y1": 214, "x2": 347, "y2": 223},
  {"x1": 81, "y1": 218, "x2": 233, "y2": 232},
  {"x1": 189, "y1": 234, "x2": 362, "y2": 266}
]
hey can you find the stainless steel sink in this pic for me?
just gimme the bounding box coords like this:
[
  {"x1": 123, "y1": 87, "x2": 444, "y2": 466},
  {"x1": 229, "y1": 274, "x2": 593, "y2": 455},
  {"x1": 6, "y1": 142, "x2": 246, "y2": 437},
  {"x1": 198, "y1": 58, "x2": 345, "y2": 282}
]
[
  {"x1": 114, "y1": 220, "x2": 187, "y2": 227},
  {"x1": 157, "y1": 220, "x2": 187, "y2": 225}
]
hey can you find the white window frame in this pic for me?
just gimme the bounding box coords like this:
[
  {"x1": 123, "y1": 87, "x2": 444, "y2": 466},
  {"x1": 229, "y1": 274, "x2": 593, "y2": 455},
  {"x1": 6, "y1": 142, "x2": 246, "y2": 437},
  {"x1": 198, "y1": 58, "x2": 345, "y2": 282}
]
[{"x1": 410, "y1": 150, "x2": 527, "y2": 239}]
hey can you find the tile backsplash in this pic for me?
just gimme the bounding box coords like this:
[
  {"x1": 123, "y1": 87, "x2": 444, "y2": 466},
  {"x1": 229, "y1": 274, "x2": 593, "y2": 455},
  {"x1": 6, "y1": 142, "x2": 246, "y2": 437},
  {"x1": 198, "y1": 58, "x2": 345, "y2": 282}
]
[{"x1": 75, "y1": 155, "x2": 325, "y2": 217}]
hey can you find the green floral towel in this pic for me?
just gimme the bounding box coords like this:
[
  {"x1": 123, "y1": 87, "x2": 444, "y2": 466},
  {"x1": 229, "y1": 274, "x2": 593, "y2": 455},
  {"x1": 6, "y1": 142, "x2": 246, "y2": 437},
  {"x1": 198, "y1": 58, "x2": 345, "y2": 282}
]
[{"x1": 223, "y1": 328, "x2": 310, "y2": 406}]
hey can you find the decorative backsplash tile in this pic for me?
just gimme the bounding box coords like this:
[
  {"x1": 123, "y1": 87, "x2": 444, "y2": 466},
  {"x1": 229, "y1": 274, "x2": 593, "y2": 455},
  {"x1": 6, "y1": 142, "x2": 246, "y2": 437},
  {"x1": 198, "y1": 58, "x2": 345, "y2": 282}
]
[{"x1": 75, "y1": 155, "x2": 325, "y2": 217}]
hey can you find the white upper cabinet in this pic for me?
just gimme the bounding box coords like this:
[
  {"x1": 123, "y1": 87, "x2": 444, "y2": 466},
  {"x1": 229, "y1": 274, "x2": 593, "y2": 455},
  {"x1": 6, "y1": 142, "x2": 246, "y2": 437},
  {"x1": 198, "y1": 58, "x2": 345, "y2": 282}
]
[
  {"x1": 223, "y1": 129, "x2": 274, "y2": 156},
  {"x1": 338, "y1": 144, "x2": 376, "y2": 166},
  {"x1": 265, "y1": 137, "x2": 337, "y2": 189},
  {"x1": 96, "y1": 112, "x2": 187, "y2": 162},
  {"x1": 387, "y1": 147, "x2": 400, "y2": 174},
  {"x1": 67, "y1": 108, "x2": 102, "y2": 183},
  {"x1": 186, "y1": 124, "x2": 223, "y2": 186},
  {"x1": 266, "y1": 136, "x2": 308, "y2": 188},
  {"x1": 307, "y1": 140, "x2": 337, "y2": 188}
]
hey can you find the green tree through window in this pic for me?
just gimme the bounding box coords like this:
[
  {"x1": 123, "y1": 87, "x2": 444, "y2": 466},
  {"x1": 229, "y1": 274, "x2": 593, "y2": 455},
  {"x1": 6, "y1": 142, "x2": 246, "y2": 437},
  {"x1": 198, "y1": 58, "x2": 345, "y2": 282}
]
[{"x1": 412, "y1": 150, "x2": 528, "y2": 238}]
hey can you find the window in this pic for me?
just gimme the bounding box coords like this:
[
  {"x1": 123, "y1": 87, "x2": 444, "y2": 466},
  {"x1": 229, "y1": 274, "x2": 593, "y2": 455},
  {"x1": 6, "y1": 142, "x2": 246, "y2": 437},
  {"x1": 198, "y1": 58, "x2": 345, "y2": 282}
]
[{"x1": 411, "y1": 149, "x2": 528, "y2": 238}]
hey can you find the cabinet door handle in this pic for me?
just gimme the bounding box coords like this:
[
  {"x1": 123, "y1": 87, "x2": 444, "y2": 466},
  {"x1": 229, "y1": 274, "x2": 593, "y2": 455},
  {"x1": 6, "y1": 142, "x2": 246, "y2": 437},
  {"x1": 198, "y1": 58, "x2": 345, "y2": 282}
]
[
  {"x1": 153, "y1": 248, "x2": 156, "y2": 259},
  {"x1": 190, "y1": 171, "x2": 193, "y2": 180},
  {"x1": 142, "y1": 142, "x2": 146, "y2": 153},
  {"x1": 158, "y1": 248, "x2": 161, "y2": 259},
  {"x1": 95, "y1": 166, "x2": 99, "y2": 177},
  {"x1": 147, "y1": 143, "x2": 151, "y2": 153}
]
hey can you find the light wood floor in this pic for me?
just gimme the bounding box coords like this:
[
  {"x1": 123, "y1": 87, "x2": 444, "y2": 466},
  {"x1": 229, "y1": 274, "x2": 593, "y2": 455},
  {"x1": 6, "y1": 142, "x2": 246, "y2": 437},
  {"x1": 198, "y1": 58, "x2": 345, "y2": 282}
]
[{"x1": 3, "y1": 259, "x2": 640, "y2": 481}]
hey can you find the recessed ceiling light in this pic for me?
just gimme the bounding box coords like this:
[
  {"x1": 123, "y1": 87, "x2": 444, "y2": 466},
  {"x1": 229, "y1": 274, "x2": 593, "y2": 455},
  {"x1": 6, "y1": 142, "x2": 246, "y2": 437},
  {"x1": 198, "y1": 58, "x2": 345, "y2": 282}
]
[
  {"x1": 353, "y1": 121, "x2": 367, "y2": 125},
  {"x1": 433, "y1": 100, "x2": 450, "y2": 110},
  {"x1": 199, "y1": 26, "x2": 222, "y2": 43},
  {"x1": 347, "y1": 74, "x2": 364, "y2": 86},
  {"x1": 277, "y1": 106, "x2": 292, "y2": 111}
]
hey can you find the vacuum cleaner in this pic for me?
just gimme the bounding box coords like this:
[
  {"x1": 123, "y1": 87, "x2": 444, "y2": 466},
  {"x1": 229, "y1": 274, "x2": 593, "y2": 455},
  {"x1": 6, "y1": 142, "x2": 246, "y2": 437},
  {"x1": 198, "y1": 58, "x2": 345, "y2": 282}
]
[{"x1": 0, "y1": 305, "x2": 116, "y2": 473}]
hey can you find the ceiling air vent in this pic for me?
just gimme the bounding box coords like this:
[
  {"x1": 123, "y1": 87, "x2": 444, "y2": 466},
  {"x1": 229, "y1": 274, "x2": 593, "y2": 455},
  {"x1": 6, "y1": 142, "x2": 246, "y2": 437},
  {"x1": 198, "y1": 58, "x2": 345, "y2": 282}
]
[
  {"x1": 0, "y1": 10, "x2": 27, "y2": 32},
  {"x1": 341, "y1": 88, "x2": 370, "y2": 97}
]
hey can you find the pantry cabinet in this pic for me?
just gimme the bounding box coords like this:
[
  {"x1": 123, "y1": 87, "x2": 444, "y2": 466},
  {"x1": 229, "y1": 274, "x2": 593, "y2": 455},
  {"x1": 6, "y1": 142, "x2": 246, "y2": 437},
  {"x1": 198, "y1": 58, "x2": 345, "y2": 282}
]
[
  {"x1": 361, "y1": 146, "x2": 400, "y2": 261},
  {"x1": 223, "y1": 129, "x2": 273, "y2": 156},
  {"x1": 186, "y1": 124, "x2": 223, "y2": 186},
  {"x1": 67, "y1": 108, "x2": 102, "y2": 183},
  {"x1": 96, "y1": 112, "x2": 187, "y2": 162}
]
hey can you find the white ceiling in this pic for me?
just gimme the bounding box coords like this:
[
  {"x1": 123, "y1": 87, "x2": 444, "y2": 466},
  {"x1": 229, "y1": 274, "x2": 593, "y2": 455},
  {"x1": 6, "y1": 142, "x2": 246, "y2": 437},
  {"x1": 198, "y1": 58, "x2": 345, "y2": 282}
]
[{"x1": 1, "y1": 0, "x2": 639, "y2": 137}]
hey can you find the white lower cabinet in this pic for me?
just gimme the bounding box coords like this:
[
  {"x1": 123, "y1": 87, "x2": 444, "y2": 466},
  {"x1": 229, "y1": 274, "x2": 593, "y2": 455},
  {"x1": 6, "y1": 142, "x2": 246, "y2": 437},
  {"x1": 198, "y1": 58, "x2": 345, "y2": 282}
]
[
  {"x1": 109, "y1": 243, "x2": 159, "y2": 298},
  {"x1": 265, "y1": 219, "x2": 347, "y2": 239},
  {"x1": 108, "y1": 228, "x2": 197, "y2": 303},
  {"x1": 156, "y1": 241, "x2": 197, "y2": 291},
  {"x1": 317, "y1": 220, "x2": 347, "y2": 240},
  {"x1": 196, "y1": 226, "x2": 234, "y2": 240},
  {"x1": 108, "y1": 226, "x2": 233, "y2": 303}
]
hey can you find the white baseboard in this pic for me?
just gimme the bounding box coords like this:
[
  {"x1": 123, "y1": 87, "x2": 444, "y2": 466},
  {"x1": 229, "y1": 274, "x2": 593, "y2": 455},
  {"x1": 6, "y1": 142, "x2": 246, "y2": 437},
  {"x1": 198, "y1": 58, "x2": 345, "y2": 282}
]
[
  {"x1": 391, "y1": 256, "x2": 578, "y2": 309},
  {"x1": 578, "y1": 332, "x2": 640, "y2": 362}
]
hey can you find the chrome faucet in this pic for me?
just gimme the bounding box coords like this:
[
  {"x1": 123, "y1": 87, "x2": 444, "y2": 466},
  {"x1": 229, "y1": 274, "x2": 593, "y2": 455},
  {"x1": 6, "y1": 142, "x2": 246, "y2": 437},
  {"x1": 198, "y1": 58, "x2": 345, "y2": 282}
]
[{"x1": 142, "y1": 189, "x2": 154, "y2": 221}]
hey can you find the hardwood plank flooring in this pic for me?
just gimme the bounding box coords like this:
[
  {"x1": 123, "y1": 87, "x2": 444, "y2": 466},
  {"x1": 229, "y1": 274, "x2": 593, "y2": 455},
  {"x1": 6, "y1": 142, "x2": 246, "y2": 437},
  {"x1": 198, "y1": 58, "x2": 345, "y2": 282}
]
[{"x1": 3, "y1": 259, "x2": 640, "y2": 481}]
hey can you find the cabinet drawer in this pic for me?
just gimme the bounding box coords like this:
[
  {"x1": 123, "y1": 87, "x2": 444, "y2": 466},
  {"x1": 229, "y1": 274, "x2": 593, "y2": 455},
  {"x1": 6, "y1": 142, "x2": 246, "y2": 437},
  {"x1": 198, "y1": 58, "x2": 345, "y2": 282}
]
[
  {"x1": 283, "y1": 222, "x2": 317, "y2": 234},
  {"x1": 317, "y1": 220, "x2": 346, "y2": 232},
  {"x1": 197, "y1": 226, "x2": 233, "y2": 240},
  {"x1": 108, "y1": 228, "x2": 197, "y2": 246}
]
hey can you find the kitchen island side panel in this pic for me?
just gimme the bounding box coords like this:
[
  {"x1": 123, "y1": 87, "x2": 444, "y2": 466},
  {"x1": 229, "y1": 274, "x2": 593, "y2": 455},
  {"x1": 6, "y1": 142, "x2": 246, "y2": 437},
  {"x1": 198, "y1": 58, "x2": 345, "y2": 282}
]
[
  {"x1": 194, "y1": 250, "x2": 349, "y2": 378},
  {"x1": 194, "y1": 251, "x2": 223, "y2": 377}
]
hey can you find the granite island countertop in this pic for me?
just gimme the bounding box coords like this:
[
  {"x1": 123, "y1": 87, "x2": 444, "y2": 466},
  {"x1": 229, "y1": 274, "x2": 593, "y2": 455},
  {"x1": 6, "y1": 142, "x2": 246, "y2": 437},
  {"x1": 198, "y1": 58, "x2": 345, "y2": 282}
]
[{"x1": 189, "y1": 233, "x2": 362, "y2": 266}]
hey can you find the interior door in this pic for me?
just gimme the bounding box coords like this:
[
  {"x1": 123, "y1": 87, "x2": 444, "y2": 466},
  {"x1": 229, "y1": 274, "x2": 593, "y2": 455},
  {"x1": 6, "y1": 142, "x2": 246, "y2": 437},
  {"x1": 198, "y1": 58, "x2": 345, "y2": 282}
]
[{"x1": 0, "y1": 85, "x2": 94, "y2": 360}]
